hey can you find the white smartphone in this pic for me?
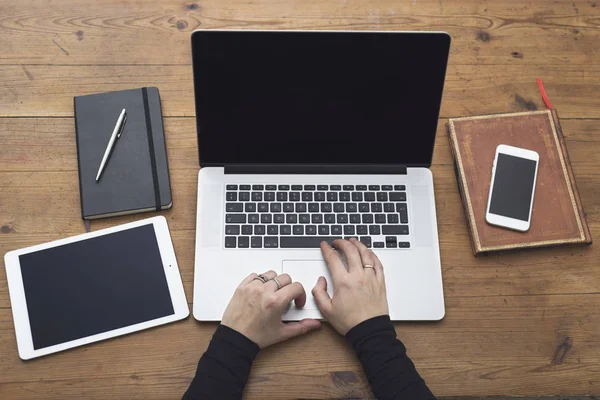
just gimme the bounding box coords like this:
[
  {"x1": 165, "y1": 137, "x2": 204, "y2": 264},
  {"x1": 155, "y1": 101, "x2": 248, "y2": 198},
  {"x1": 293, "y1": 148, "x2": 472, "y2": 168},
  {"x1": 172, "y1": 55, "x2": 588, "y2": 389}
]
[{"x1": 485, "y1": 144, "x2": 540, "y2": 232}]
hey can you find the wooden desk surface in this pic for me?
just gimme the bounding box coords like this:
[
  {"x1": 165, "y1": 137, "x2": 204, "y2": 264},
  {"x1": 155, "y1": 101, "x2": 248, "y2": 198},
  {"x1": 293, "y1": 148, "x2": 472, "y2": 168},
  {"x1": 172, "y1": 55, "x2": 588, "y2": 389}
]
[{"x1": 1, "y1": 0, "x2": 599, "y2": 398}]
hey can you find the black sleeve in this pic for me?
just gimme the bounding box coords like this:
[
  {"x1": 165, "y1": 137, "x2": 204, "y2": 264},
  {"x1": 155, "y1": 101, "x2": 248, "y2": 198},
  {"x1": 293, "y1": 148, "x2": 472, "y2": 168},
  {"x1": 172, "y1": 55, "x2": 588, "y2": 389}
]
[
  {"x1": 182, "y1": 324, "x2": 260, "y2": 400},
  {"x1": 346, "y1": 315, "x2": 436, "y2": 400}
]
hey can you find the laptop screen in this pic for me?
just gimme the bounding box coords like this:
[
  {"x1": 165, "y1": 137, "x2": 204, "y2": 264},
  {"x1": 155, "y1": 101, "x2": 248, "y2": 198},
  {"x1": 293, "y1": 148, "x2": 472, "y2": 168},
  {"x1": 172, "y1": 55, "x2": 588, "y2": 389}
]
[{"x1": 192, "y1": 30, "x2": 450, "y2": 167}]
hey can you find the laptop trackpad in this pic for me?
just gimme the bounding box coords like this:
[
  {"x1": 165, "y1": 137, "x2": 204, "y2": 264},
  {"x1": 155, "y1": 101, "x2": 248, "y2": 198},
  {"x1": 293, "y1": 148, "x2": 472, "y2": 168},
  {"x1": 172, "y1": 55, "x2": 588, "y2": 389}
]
[{"x1": 282, "y1": 260, "x2": 333, "y2": 310}]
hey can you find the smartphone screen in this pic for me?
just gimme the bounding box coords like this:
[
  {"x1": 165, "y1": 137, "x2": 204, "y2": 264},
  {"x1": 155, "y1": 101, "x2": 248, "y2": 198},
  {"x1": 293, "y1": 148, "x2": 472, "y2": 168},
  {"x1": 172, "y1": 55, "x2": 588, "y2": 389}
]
[{"x1": 489, "y1": 153, "x2": 538, "y2": 221}]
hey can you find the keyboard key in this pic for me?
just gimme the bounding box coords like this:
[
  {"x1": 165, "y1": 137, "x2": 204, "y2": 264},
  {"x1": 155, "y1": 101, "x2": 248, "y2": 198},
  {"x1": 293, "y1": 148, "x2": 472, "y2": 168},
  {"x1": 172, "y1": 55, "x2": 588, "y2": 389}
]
[
  {"x1": 398, "y1": 242, "x2": 410, "y2": 248},
  {"x1": 264, "y1": 237, "x2": 278, "y2": 248},
  {"x1": 343, "y1": 185, "x2": 354, "y2": 190},
  {"x1": 321, "y1": 203, "x2": 332, "y2": 212},
  {"x1": 252, "y1": 192, "x2": 262, "y2": 201},
  {"x1": 299, "y1": 214, "x2": 310, "y2": 224},
  {"x1": 302, "y1": 192, "x2": 313, "y2": 202},
  {"x1": 315, "y1": 192, "x2": 325, "y2": 201},
  {"x1": 280, "y1": 236, "x2": 342, "y2": 248},
  {"x1": 382, "y1": 225, "x2": 409, "y2": 235},
  {"x1": 344, "y1": 236, "x2": 358, "y2": 241},
  {"x1": 226, "y1": 192, "x2": 237, "y2": 201},
  {"x1": 357, "y1": 225, "x2": 368, "y2": 235},
  {"x1": 277, "y1": 192, "x2": 288, "y2": 201},
  {"x1": 384, "y1": 203, "x2": 395, "y2": 213},
  {"x1": 377, "y1": 192, "x2": 388, "y2": 202},
  {"x1": 387, "y1": 214, "x2": 399, "y2": 224},
  {"x1": 258, "y1": 203, "x2": 269, "y2": 212},
  {"x1": 296, "y1": 203, "x2": 307, "y2": 213},
  {"x1": 255, "y1": 225, "x2": 266, "y2": 235},
  {"x1": 352, "y1": 192, "x2": 363, "y2": 202},
  {"x1": 240, "y1": 185, "x2": 251, "y2": 190},
  {"x1": 292, "y1": 185, "x2": 303, "y2": 190},
  {"x1": 369, "y1": 225, "x2": 381, "y2": 235},
  {"x1": 334, "y1": 203, "x2": 345, "y2": 213},
  {"x1": 266, "y1": 185, "x2": 277, "y2": 190},
  {"x1": 340, "y1": 192, "x2": 351, "y2": 201},
  {"x1": 397, "y1": 203, "x2": 408, "y2": 212},
  {"x1": 225, "y1": 237, "x2": 236, "y2": 248},
  {"x1": 274, "y1": 214, "x2": 285, "y2": 223},
  {"x1": 317, "y1": 185, "x2": 328, "y2": 190},
  {"x1": 331, "y1": 225, "x2": 343, "y2": 235},
  {"x1": 346, "y1": 203, "x2": 357, "y2": 213},
  {"x1": 327, "y1": 192, "x2": 338, "y2": 201},
  {"x1": 369, "y1": 185, "x2": 380, "y2": 191},
  {"x1": 319, "y1": 225, "x2": 330, "y2": 235},
  {"x1": 371, "y1": 203, "x2": 382, "y2": 212},
  {"x1": 286, "y1": 214, "x2": 298, "y2": 224},
  {"x1": 330, "y1": 185, "x2": 342, "y2": 191},
  {"x1": 394, "y1": 185, "x2": 406, "y2": 191},
  {"x1": 400, "y1": 209, "x2": 408, "y2": 224},
  {"x1": 337, "y1": 214, "x2": 349, "y2": 224},
  {"x1": 375, "y1": 214, "x2": 386, "y2": 223},
  {"x1": 356, "y1": 185, "x2": 367, "y2": 190},
  {"x1": 374, "y1": 241, "x2": 385, "y2": 248},
  {"x1": 278, "y1": 185, "x2": 290, "y2": 190},
  {"x1": 359, "y1": 236, "x2": 372, "y2": 247},
  {"x1": 226, "y1": 184, "x2": 238, "y2": 190},
  {"x1": 245, "y1": 203, "x2": 256, "y2": 212},
  {"x1": 270, "y1": 203, "x2": 282, "y2": 212},
  {"x1": 306, "y1": 225, "x2": 317, "y2": 235},
  {"x1": 344, "y1": 225, "x2": 355, "y2": 235},
  {"x1": 238, "y1": 236, "x2": 249, "y2": 248},
  {"x1": 261, "y1": 214, "x2": 272, "y2": 224},
  {"x1": 290, "y1": 192, "x2": 301, "y2": 201},
  {"x1": 362, "y1": 214, "x2": 374, "y2": 224},
  {"x1": 283, "y1": 203, "x2": 294, "y2": 212},
  {"x1": 267, "y1": 225, "x2": 278, "y2": 235},
  {"x1": 304, "y1": 185, "x2": 316, "y2": 191},
  {"x1": 281, "y1": 225, "x2": 292, "y2": 235},
  {"x1": 364, "y1": 192, "x2": 376, "y2": 202},
  {"x1": 226, "y1": 203, "x2": 243, "y2": 212},
  {"x1": 248, "y1": 214, "x2": 259, "y2": 223},
  {"x1": 226, "y1": 214, "x2": 246, "y2": 223},
  {"x1": 390, "y1": 192, "x2": 407, "y2": 201},
  {"x1": 359, "y1": 203, "x2": 370, "y2": 212},
  {"x1": 350, "y1": 214, "x2": 361, "y2": 223},
  {"x1": 252, "y1": 185, "x2": 264, "y2": 190},
  {"x1": 382, "y1": 185, "x2": 393, "y2": 191},
  {"x1": 293, "y1": 225, "x2": 304, "y2": 235},
  {"x1": 242, "y1": 225, "x2": 252, "y2": 235},
  {"x1": 309, "y1": 203, "x2": 320, "y2": 212},
  {"x1": 251, "y1": 237, "x2": 262, "y2": 248},
  {"x1": 264, "y1": 192, "x2": 275, "y2": 201},
  {"x1": 239, "y1": 192, "x2": 250, "y2": 201},
  {"x1": 386, "y1": 236, "x2": 398, "y2": 248},
  {"x1": 324, "y1": 214, "x2": 335, "y2": 223},
  {"x1": 225, "y1": 225, "x2": 240, "y2": 235},
  {"x1": 312, "y1": 214, "x2": 323, "y2": 224}
]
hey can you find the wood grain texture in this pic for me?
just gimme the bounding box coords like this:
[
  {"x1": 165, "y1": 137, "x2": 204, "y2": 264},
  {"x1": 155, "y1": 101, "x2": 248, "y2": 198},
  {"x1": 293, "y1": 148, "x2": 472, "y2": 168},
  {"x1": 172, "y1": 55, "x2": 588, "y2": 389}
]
[{"x1": 1, "y1": 0, "x2": 600, "y2": 398}]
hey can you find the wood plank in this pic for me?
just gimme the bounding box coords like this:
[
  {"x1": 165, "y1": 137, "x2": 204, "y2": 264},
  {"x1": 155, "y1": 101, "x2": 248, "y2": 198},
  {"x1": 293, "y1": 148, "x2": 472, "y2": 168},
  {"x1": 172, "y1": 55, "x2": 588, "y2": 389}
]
[
  {"x1": 1, "y1": 0, "x2": 599, "y2": 65},
  {"x1": 2, "y1": 64, "x2": 600, "y2": 118},
  {"x1": 0, "y1": 293, "x2": 599, "y2": 398}
]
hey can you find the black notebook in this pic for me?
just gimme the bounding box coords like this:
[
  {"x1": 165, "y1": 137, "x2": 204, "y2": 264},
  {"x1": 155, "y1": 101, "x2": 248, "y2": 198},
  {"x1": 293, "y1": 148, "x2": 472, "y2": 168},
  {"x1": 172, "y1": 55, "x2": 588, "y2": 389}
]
[{"x1": 74, "y1": 87, "x2": 172, "y2": 219}]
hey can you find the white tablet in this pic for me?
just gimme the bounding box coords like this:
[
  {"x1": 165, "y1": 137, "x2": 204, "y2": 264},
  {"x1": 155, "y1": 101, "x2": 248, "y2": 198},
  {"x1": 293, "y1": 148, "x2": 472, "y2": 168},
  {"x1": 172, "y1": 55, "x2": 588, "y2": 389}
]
[{"x1": 4, "y1": 216, "x2": 189, "y2": 360}]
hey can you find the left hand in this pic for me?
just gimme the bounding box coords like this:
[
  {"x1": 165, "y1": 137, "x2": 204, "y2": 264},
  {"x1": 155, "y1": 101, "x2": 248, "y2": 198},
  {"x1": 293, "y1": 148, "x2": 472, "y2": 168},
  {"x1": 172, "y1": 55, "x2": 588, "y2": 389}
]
[{"x1": 221, "y1": 270, "x2": 321, "y2": 348}]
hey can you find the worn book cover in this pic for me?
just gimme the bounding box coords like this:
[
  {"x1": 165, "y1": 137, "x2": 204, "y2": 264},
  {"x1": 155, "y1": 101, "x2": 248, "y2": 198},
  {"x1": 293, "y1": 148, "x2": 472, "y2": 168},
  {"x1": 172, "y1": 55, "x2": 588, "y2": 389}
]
[{"x1": 447, "y1": 109, "x2": 592, "y2": 255}]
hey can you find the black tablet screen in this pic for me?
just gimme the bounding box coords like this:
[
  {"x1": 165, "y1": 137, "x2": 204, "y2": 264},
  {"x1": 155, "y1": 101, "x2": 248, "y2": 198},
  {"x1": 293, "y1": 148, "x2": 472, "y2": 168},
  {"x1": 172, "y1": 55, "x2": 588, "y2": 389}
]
[{"x1": 19, "y1": 224, "x2": 174, "y2": 350}]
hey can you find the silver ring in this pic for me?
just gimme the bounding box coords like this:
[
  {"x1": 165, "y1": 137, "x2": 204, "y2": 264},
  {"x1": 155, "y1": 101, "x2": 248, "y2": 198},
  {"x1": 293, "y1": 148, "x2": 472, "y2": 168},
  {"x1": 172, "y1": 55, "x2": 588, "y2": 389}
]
[
  {"x1": 270, "y1": 276, "x2": 282, "y2": 290},
  {"x1": 363, "y1": 264, "x2": 375, "y2": 270},
  {"x1": 254, "y1": 274, "x2": 268, "y2": 283}
]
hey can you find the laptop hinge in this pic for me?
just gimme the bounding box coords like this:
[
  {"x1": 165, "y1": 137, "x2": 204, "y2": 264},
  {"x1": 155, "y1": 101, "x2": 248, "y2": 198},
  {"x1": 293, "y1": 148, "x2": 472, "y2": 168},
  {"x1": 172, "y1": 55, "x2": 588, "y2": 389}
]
[{"x1": 223, "y1": 164, "x2": 407, "y2": 175}]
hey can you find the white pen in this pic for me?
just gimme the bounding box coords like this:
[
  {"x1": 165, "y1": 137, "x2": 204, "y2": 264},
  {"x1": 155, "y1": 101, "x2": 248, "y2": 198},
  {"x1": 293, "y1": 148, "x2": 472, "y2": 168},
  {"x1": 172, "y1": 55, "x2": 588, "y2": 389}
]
[{"x1": 95, "y1": 109, "x2": 127, "y2": 183}]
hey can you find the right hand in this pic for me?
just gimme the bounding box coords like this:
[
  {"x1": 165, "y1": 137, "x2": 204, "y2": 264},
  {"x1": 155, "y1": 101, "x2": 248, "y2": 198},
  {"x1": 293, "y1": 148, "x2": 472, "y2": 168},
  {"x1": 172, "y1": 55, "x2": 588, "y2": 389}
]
[{"x1": 312, "y1": 238, "x2": 389, "y2": 335}]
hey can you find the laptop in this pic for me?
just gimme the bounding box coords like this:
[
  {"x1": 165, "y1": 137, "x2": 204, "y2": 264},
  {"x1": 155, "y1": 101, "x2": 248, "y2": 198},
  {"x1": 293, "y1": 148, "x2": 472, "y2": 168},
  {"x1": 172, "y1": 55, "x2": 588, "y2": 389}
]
[{"x1": 192, "y1": 30, "x2": 451, "y2": 321}]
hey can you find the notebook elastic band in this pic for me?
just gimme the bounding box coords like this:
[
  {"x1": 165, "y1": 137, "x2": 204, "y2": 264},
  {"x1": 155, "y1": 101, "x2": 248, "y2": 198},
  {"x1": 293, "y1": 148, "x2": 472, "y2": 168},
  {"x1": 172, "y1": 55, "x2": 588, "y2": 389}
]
[{"x1": 142, "y1": 87, "x2": 161, "y2": 211}]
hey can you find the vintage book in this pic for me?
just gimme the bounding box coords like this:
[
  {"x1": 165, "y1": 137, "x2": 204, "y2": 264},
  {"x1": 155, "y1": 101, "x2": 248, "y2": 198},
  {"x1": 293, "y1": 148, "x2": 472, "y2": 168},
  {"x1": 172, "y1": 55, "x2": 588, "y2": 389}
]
[
  {"x1": 447, "y1": 109, "x2": 592, "y2": 255},
  {"x1": 74, "y1": 87, "x2": 172, "y2": 219}
]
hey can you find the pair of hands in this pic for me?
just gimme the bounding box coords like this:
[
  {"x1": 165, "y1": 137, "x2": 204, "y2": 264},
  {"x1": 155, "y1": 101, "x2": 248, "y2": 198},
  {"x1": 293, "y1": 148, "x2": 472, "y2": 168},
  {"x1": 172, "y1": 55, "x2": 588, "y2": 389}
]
[{"x1": 221, "y1": 238, "x2": 389, "y2": 348}]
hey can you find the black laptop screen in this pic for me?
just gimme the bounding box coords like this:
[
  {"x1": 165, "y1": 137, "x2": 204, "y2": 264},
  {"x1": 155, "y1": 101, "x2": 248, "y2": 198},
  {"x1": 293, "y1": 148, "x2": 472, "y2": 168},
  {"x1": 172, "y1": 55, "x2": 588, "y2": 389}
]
[{"x1": 192, "y1": 31, "x2": 450, "y2": 167}]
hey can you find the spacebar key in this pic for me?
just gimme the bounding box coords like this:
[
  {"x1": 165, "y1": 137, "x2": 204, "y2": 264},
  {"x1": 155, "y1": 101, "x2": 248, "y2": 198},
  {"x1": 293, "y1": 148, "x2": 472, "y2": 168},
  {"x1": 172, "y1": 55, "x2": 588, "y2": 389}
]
[{"x1": 280, "y1": 236, "x2": 342, "y2": 248}]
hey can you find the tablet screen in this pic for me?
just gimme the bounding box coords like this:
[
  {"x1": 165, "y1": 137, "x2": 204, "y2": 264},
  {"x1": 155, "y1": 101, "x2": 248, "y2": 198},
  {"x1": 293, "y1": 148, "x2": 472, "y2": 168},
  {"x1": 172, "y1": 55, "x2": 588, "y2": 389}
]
[{"x1": 19, "y1": 224, "x2": 174, "y2": 350}]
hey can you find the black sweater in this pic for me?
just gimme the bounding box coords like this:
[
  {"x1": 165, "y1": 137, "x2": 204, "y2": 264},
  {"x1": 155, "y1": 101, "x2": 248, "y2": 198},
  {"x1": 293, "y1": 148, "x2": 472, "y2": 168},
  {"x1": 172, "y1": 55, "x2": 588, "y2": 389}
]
[{"x1": 183, "y1": 316, "x2": 435, "y2": 399}]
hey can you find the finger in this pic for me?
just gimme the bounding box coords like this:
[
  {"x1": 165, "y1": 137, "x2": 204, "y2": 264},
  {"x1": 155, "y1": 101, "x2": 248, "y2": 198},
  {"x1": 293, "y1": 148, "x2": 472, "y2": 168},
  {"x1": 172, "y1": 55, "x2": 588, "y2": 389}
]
[
  {"x1": 276, "y1": 281, "x2": 307, "y2": 309},
  {"x1": 311, "y1": 276, "x2": 332, "y2": 315},
  {"x1": 320, "y1": 241, "x2": 347, "y2": 280},
  {"x1": 239, "y1": 272, "x2": 259, "y2": 287},
  {"x1": 350, "y1": 238, "x2": 381, "y2": 277},
  {"x1": 265, "y1": 273, "x2": 292, "y2": 291},
  {"x1": 333, "y1": 239, "x2": 363, "y2": 274},
  {"x1": 249, "y1": 269, "x2": 277, "y2": 286},
  {"x1": 279, "y1": 319, "x2": 321, "y2": 341}
]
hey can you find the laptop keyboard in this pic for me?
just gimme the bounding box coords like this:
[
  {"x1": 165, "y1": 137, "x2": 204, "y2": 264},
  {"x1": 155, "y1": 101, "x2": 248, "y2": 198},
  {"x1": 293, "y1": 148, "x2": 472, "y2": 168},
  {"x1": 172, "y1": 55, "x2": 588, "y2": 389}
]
[{"x1": 224, "y1": 184, "x2": 410, "y2": 249}]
